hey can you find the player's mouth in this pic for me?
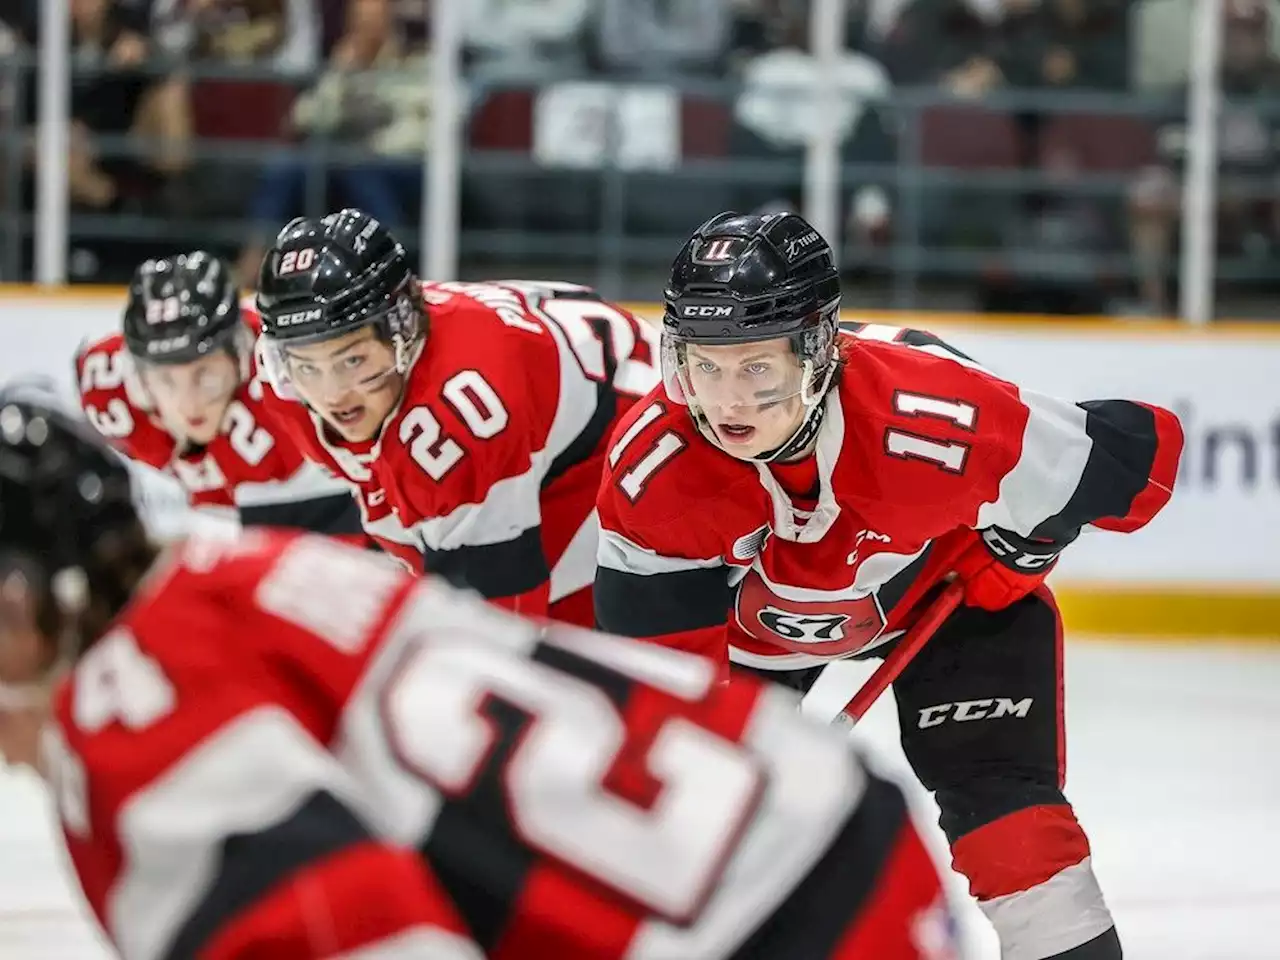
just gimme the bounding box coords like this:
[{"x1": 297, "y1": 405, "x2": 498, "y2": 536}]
[
  {"x1": 185, "y1": 416, "x2": 207, "y2": 428},
  {"x1": 330, "y1": 405, "x2": 366, "y2": 429},
  {"x1": 717, "y1": 422, "x2": 757, "y2": 444}
]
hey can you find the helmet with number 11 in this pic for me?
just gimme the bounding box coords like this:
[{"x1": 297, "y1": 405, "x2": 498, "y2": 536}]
[
  {"x1": 255, "y1": 209, "x2": 425, "y2": 444},
  {"x1": 661, "y1": 211, "x2": 842, "y2": 463}
]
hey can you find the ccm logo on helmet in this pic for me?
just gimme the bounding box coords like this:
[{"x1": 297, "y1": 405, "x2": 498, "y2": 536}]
[
  {"x1": 681, "y1": 305, "x2": 734, "y2": 318},
  {"x1": 146, "y1": 335, "x2": 191, "y2": 355},
  {"x1": 274, "y1": 308, "x2": 323, "y2": 327}
]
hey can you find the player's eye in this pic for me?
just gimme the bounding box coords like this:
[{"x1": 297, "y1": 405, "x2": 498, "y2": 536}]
[
  {"x1": 343, "y1": 355, "x2": 364, "y2": 370},
  {"x1": 695, "y1": 360, "x2": 718, "y2": 374},
  {"x1": 293, "y1": 361, "x2": 318, "y2": 377},
  {"x1": 745, "y1": 362, "x2": 770, "y2": 375}
]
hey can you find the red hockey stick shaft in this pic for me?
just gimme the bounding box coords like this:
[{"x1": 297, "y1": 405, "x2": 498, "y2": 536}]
[{"x1": 838, "y1": 581, "x2": 965, "y2": 723}]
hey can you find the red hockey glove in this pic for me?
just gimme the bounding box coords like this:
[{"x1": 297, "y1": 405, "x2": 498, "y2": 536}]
[{"x1": 952, "y1": 527, "x2": 1067, "y2": 611}]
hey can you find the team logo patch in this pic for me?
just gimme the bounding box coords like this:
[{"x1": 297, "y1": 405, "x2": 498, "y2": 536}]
[{"x1": 734, "y1": 569, "x2": 886, "y2": 657}]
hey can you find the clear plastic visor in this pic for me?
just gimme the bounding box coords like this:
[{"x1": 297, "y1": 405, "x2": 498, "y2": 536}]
[
  {"x1": 135, "y1": 354, "x2": 239, "y2": 415},
  {"x1": 661, "y1": 331, "x2": 810, "y2": 418},
  {"x1": 260, "y1": 331, "x2": 398, "y2": 404}
]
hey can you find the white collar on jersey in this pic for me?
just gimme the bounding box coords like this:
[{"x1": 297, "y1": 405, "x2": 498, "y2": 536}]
[{"x1": 753, "y1": 387, "x2": 844, "y2": 543}]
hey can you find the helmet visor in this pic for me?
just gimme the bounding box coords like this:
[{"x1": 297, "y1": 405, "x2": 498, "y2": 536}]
[
  {"x1": 662, "y1": 329, "x2": 810, "y2": 418},
  {"x1": 136, "y1": 354, "x2": 239, "y2": 412},
  {"x1": 260, "y1": 330, "x2": 398, "y2": 405}
]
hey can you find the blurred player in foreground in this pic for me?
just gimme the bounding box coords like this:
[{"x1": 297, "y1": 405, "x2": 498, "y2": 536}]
[
  {"x1": 76, "y1": 251, "x2": 363, "y2": 537},
  {"x1": 597, "y1": 212, "x2": 1185, "y2": 960},
  {"x1": 0, "y1": 390, "x2": 959, "y2": 960},
  {"x1": 253, "y1": 209, "x2": 661, "y2": 625}
]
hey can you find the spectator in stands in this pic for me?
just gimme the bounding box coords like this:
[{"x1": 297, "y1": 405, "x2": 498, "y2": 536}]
[
  {"x1": 150, "y1": 0, "x2": 320, "y2": 75},
  {"x1": 997, "y1": 0, "x2": 1128, "y2": 92},
  {"x1": 1128, "y1": 0, "x2": 1280, "y2": 314},
  {"x1": 882, "y1": 0, "x2": 1127, "y2": 94},
  {"x1": 13, "y1": 0, "x2": 191, "y2": 212},
  {"x1": 731, "y1": 0, "x2": 895, "y2": 251},
  {"x1": 593, "y1": 0, "x2": 731, "y2": 76},
  {"x1": 463, "y1": 0, "x2": 590, "y2": 72},
  {"x1": 879, "y1": 0, "x2": 1008, "y2": 94},
  {"x1": 1132, "y1": 0, "x2": 1280, "y2": 92},
  {"x1": 235, "y1": 0, "x2": 427, "y2": 284}
]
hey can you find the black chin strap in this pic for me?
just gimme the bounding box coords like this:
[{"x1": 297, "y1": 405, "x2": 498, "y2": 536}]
[{"x1": 752, "y1": 397, "x2": 826, "y2": 463}]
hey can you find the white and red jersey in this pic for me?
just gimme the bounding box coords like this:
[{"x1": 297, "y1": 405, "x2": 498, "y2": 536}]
[
  {"x1": 47, "y1": 530, "x2": 954, "y2": 960},
  {"x1": 596, "y1": 323, "x2": 1185, "y2": 671},
  {"x1": 75, "y1": 321, "x2": 360, "y2": 538},
  {"x1": 262, "y1": 280, "x2": 662, "y2": 626}
]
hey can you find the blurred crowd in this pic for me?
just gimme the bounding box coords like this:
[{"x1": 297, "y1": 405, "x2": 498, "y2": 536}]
[{"x1": 0, "y1": 0, "x2": 1279, "y2": 315}]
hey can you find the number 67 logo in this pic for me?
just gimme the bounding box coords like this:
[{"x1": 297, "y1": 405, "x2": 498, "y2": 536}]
[{"x1": 756, "y1": 607, "x2": 850, "y2": 643}]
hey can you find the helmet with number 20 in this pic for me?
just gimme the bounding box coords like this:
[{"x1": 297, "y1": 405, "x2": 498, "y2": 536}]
[{"x1": 254, "y1": 210, "x2": 424, "y2": 443}]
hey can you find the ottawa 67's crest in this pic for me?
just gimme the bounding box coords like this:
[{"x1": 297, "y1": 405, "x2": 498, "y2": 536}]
[{"x1": 733, "y1": 568, "x2": 887, "y2": 657}]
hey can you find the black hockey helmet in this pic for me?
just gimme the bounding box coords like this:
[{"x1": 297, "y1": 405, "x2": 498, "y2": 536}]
[
  {"x1": 256, "y1": 209, "x2": 421, "y2": 347},
  {"x1": 255, "y1": 210, "x2": 423, "y2": 398},
  {"x1": 661, "y1": 212, "x2": 842, "y2": 461},
  {"x1": 122, "y1": 251, "x2": 244, "y2": 366},
  {"x1": 663, "y1": 211, "x2": 841, "y2": 345},
  {"x1": 0, "y1": 387, "x2": 141, "y2": 656}
]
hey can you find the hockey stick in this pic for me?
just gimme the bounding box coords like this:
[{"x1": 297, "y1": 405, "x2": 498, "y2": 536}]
[{"x1": 837, "y1": 580, "x2": 965, "y2": 724}]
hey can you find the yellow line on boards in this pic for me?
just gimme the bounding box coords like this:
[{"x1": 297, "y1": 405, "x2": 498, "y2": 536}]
[{"x1": 1053, "y1": 586, "x2": 1280, "y2": 640}]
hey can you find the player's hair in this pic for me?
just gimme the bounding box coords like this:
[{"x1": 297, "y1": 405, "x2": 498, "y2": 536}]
[{"x1": 76, "y1": 519, "x2": 159, "y2": 654}]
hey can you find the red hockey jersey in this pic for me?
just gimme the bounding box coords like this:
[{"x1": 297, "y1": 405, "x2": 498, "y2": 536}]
[
  {"x1": 260, "y1": 280, "x2": 662, "y2": 625},
  {"x1": 46, "y1": 530, "x2": 955, "y2": 960},
  {"x1": 595, "y1": 323, "x2": 1184, "y2": 671},
  {"x1": 75, "y1": 323, "x2": 359, "y2": 536}
]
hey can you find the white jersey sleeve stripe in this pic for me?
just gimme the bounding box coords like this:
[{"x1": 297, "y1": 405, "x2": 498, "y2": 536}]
[
  {"x1": 975, "y1": 388, "x2": 1094, "y2": 537},
  {"x1": 597, "y1": 527, "x2": 724, "y2": 577},
  {"x1": 231, "y1": 459, "x2": 351, "y2": 507},
  {"x1": 549, "y1": 507, "x2": 600, "y2": 602},
  {"x1": 412, "y1": 464, "x2": 544, "y2": 551},
  {"x1": 330, "y1": 927, "x2": 485, "y2": 960},
  {"x1": 109, "y1": 706, "x2": 371, "y2": 960}
]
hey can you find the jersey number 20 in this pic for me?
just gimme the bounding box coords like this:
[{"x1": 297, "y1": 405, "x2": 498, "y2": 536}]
[{"x1": 400, "y1": 370, "x2": 509, "y2": 480}]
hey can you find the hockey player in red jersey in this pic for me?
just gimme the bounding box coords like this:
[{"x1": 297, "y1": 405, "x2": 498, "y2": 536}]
[
  {"x1": 0, "y1": 389, "x2": 959, "y2": 960},
  {"x1": 253, "y1": 209, "x2": 660, "y2": 625},
  {"x1": 75, "y1": 251, "x2": 363, "y2": 537},
  {"x1": 596, "y1": 212, "x2": 1186, "y2": 960}
]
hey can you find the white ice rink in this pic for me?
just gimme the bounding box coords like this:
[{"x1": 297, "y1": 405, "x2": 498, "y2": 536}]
[{"x1": 1, "y1": 638, "x2": 1277, "y2": 959}]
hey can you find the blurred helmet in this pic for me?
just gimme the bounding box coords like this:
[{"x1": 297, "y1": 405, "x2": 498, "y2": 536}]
[
  {"x1": 122, "y1": 251, "x2": 245, "y2": 367},
  {"x1": 0, "y1": 387, "x2": 141, "y2": 669}
]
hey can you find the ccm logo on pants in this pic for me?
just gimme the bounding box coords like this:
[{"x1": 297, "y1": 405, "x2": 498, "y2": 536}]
[{"x1": 917, "y1": 697, "x2": 1034, "y2": 729}]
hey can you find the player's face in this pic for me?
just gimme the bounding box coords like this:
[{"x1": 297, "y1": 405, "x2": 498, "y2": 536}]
[
  {"x1": 139, "y1": 352, "x2": 239, "y2": 445},
  {"x1": 0, "y1": 562, "x2": 56, "y2": 770},
  {"x1": 283, "y1": 328, "x2": 402, "y2": 442},
  {"x1": 683, "y1": 338, "x2": 807, "y2": 458}
]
